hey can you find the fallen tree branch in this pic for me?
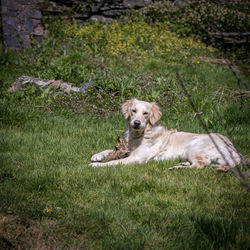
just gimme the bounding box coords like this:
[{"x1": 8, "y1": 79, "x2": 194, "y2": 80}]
[{"x1": 8, "y1": 76, "x2": 91, "y2": 94}]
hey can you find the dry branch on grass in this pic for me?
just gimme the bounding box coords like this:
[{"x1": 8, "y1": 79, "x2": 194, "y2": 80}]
[{"x1": 8, "y1": 76, "x2": 84, "y2": 93}]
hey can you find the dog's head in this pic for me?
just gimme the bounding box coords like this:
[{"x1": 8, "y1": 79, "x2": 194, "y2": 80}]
[{"x1": 122, "y1": 98, "x2": 162, "y2": 130}]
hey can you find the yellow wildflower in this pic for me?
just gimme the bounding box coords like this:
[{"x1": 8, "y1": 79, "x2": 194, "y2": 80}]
[{"x1": 44, "y1": 208, "x2": 53, "y2": 213}]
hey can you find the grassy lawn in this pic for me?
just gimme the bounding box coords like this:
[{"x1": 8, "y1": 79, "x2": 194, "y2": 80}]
[
  {"x1": 0, "y1": 11, "x2": 250, "y2": 249},
  {"x1": 0, "y1": 111, "x2": 249, "y2": 249}
]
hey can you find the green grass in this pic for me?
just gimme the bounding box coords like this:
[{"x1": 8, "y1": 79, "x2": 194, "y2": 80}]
[
  {"x1": 0, "y1": 15, "x2": 250, "y2": 249},
  {"x1": 0, "y1": 112, "x2": 249, "y2": 249}
]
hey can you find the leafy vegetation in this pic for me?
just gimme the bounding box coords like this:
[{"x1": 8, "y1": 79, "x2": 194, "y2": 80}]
[
  {"x1": 138, "y1": 0, "x2": 250, "y2": 59},
  {"x1": 142, "y1": 0, "x2": 250, "y2": 34},
  {"x1": 0, "y1": 2, "x2": 250, "y2": 248}
]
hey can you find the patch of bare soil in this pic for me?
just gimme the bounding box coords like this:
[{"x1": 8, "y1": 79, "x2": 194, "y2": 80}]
[{"x1": 0, "y1": 214, "x2": 61, "y2": 249}]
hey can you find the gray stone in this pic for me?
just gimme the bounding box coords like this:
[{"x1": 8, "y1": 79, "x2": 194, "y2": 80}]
[
  {"x1": 79, "y1": 81, "x2": 93, "y2": 93},
  {"x1": 40, "y1": 1, "x2": 68, "y2": 13},
  {"x1": 7, "y1": 9, "x2": 18, "y2": 17},
  {"x1": 1, "y1": 6, "x2": 8, "y2": 14},
  {"x1": 2, "y1": 22, "x2": 16, "y2": 35},
  {"x1": 91, "y1": 0, "x2": 105, "y2": 13},
  {"x1": 31, "y1": 18, "x2": 41, "y2": 27},
  {"x1": 74, "y1": 13, "x2": 89, "y2": 20},
  {"x1": 17, "y1": 24, "x2": 22, "y2": 32},
  {"x1": 31, "y1": 10, "x2": 42, "y2": 19},
  {"x1": 32, "y1": 25, "x2": 44, "y2": 36},
  {"x1": 4, "y1": 35, "x2": 21, "y2": 49},
  {"x1": 24, "y1": 19, "x2": 34, "y2": 33},
  {"x1": 89, "y1": 15, "x2": 114, "y2": 23},
  {"x1": 5, "y1": 0, "x2": 19, "y2": 11},
  {"x1": 5, "y1": 16, "x2": 17, "y2": 27},
  {"x1": 100, "y1": 6, "x2": 110, "y2": 11},
  {"x1": 124, "y1": 0, "x2": 152, "y2": 8},
  {"x1": 18, "y1": 0, "x2": 34, "y2": 4},
  {"x1": 103, "y1": 9, "x2": 126, "y2": 17}
]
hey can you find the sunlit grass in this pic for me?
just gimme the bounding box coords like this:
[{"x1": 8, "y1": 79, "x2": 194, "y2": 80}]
[
  {"x1": 0, "y1": 110, "x2": 249, "y2": 248},
  {"x1": 0, "y1": 14, "x2": 249, "y2": 248}
]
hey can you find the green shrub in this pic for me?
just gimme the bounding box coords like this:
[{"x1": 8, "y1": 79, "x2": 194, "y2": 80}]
[{"x1": 136, "y1": 0, "x2": 250, "y2": 59}]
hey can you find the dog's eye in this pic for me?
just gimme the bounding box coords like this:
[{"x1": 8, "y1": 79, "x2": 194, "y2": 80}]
[
  {"x1": 143, "y1": 112, "x2": 148, "y2": 116},
  {"x1": 132, "y1": 109, "x2": 136, "y2": 113}
]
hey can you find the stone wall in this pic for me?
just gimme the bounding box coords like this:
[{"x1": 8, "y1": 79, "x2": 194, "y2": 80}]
[
  {"x1": 0, "y1": 0, "x2": 152, "y2": 49},
  {"x1": 1, "y1": 0, "x2": 244, "y2": 49},
  {"x1": 1, "y1": 0, "x2": 44, "y2": 49}
]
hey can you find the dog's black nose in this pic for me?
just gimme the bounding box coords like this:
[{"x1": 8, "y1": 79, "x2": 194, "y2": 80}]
[{"x1": 134, "y1": 120, "x2": 141, "y2": 128}]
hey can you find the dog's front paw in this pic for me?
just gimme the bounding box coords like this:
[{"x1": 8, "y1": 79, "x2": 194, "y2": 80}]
[
  {"x1": 89, "y1": 162, "x2": 105, "y2": 168},
  {"x1": 91, "y1": 153, "x2": 105, "y2": 162}
]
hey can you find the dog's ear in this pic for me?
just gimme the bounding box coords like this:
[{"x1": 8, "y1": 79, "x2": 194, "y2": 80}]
[
  {"x1": 122, "y1": 99, "x2": 134, "y2": 119},
  {"x1": 149, "y1": 102, "x2": 162, "y2": 126}
]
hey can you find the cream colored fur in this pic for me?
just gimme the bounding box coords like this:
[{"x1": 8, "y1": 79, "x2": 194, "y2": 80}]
[{"x1": 90, "y1": 99, "x2": 242, "y2": 171}]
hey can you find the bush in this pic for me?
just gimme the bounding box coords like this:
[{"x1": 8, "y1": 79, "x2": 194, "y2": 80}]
[{"x1": 136, "y1": 0, "x2": 250, "y2": 58}]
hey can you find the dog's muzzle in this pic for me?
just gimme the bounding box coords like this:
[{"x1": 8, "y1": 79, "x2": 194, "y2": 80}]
[{"x1": 132, "y1": 120, "x2": 141, "y2": 129}]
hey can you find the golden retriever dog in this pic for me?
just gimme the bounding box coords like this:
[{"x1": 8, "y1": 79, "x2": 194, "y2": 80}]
[{"x1": 90, "y1": 98, "x2": 243, "y2": 171}]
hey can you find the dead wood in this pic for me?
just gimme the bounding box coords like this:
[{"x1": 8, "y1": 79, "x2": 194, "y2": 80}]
[{"x1": 8, "y1": 76, "x2": 81, "y2": 93}]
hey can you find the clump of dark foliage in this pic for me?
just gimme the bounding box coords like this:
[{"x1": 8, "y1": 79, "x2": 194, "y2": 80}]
[{"x1": 136, "y1": 0, "x2": 250, "y2": 60}]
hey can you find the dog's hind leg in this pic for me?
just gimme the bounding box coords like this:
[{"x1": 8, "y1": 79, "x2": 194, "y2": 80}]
[
  {"x1": 216, "y1": 165, "x2": 231, "y2": 172},
  {"x1": 168, "y1": 155, "x2": 208, "y2": 170},
  {"x1": 168, "y1": 162, "x2": 191, "y2": 170}
]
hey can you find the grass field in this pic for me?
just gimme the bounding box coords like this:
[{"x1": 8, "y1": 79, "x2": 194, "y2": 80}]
[{"x1": 0, "y1": 12, "x2": 250, "y2": 249}]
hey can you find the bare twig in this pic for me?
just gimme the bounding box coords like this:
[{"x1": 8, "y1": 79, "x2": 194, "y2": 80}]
[
  {"x1": 223, "y1": 57, "x2": 250, "y2": 91},
  {"x1": 176, "y1": 72, "x2": 250, "y2": 189}
]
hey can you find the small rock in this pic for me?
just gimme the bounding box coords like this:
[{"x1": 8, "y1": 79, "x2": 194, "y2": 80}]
[
  {"x1": 89, "y1": 15, "x2": 114, "y2": 23},
  {"x1": 79, "y1": 82, "x2": 93, "y2": 93}
]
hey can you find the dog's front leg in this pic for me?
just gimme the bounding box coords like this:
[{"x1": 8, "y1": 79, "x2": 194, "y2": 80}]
[
  {"x1": 90, "y1": 146, "x2": 153, "y2": 167},
  {"x1": 89, "y1": 156, "x2": 139, "y2": 167},
  {"x1": 91, "y1": 149, "x2": 113, "y2": 162}
]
